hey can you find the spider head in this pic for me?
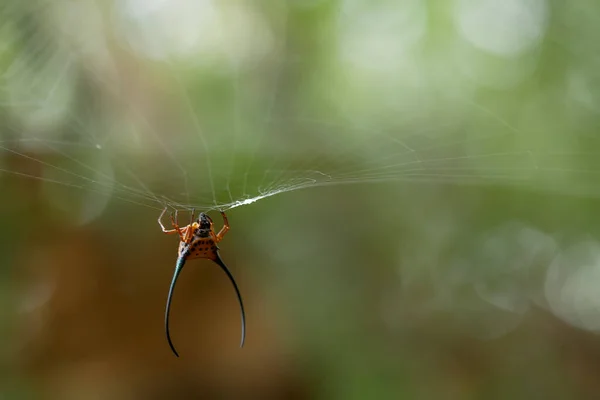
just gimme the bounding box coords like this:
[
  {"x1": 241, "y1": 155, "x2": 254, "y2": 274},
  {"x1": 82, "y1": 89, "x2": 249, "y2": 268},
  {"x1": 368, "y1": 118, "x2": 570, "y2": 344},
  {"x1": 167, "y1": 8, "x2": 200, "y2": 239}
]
[{"x1": 197, "y1": 213, "x2": 213, "y2": 229}]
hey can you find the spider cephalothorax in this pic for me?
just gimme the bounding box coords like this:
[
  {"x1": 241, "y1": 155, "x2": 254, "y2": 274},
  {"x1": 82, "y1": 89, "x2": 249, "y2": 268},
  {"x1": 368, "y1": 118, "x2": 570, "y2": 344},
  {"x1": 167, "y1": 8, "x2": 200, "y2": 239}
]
[
  {"x1": 193, "y1": 213, "x2": 213, "y2": 238},
  {"x1": 158, "y1": 207, "x2": 245, "y2": 357},
  {"x1": 197, "y1": 212, "x2": 212, "y2": 229}
]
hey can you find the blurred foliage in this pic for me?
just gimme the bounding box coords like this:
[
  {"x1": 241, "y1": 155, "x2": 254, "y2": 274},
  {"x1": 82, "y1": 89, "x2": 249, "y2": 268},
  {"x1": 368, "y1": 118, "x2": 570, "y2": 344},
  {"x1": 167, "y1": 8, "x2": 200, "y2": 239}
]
[{"x1": 3, "y1": 0, "x2": 600, "y2": 399}]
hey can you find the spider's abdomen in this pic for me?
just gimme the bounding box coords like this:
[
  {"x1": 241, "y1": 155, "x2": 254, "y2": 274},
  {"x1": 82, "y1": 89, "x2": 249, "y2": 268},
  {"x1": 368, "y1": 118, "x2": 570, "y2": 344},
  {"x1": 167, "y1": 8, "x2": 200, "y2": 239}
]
[{"x1": 187, "y1": 238, "x2": 219, "y2": 260}]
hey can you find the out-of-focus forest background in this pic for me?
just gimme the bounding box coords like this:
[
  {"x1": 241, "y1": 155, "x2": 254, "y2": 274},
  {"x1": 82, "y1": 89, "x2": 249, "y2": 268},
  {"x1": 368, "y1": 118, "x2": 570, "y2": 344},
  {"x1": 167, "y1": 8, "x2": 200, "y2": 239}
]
[{"x1": 4, "y1": 0, "x2": 600, "y2": 399}]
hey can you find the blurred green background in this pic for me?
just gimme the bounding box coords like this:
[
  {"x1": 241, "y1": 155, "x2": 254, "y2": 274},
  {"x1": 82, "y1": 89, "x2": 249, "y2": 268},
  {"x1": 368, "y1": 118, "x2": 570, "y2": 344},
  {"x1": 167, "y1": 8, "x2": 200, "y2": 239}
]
[{"x1": 4, "y1": 0, "x2": 600, "y2": 399}]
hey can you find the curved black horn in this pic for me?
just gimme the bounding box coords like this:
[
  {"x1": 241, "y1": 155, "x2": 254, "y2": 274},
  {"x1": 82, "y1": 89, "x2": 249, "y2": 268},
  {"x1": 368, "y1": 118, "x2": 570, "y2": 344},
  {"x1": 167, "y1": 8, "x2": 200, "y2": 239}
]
[
  {"x1": 213, "y1": 253, "x2": 246, "y2": 348},
  {"x1": 165, "y1": 255, "x2": 187, "y2": 357}
]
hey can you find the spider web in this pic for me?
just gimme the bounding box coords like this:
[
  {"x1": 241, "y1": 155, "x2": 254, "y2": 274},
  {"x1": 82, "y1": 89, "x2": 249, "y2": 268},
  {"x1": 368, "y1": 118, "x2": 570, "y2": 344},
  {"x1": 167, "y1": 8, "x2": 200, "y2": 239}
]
[
  {"x1": 1, "y1": 0, "x2": 600, "y2": 225},
  {"x1": 6, "y1": 0, "x2": 600, "y2": 367}
]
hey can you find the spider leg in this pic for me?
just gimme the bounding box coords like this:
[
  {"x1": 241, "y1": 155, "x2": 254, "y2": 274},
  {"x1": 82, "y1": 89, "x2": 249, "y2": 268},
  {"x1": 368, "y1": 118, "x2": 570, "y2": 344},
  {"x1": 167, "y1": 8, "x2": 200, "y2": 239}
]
[
  {"x1": 158, "y1": 207, "x2": 174, "y2": 231},
  {"x1": 170, "y1": 210, "x2": 186, "y2": 242},
  {"x1": 184, "y1": 208, "x2": 196, "y2": 243},
  {"x1": 212, "y1": 252, "x2": 246, "y2": 348},
  {"x1": 215, "y1": 211, "x2": 230, "y2": 243},
  {"x1": 158, "y1": 207, "x2": 168, "y2": 228},
  {"x1": 165, "y1": 254, "x2": 188, "y2": 357},
  {"x1": 209, "y1": 229, "x2": 218, "y2": 243},
  {"x1": 158, "y1": 207, "x2": 180, "y2": 235}
]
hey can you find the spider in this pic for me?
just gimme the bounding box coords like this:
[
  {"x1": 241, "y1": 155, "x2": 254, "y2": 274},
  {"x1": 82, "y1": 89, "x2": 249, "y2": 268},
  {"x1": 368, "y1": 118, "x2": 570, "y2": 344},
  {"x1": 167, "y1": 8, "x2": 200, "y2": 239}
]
[{"x1": 158, "y1": 207, "x2": 245, "y2": 357}]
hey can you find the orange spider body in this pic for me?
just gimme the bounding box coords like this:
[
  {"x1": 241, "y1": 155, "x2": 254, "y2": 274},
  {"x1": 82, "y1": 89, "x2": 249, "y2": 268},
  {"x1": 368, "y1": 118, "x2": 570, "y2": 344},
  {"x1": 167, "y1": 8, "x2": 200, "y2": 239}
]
[
  {"x1": 158, "y1": 208, "x2": 245, "y2": 357},
  {"x1": 175, "y1": 215, "x2": 225, "y2": 262}
]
